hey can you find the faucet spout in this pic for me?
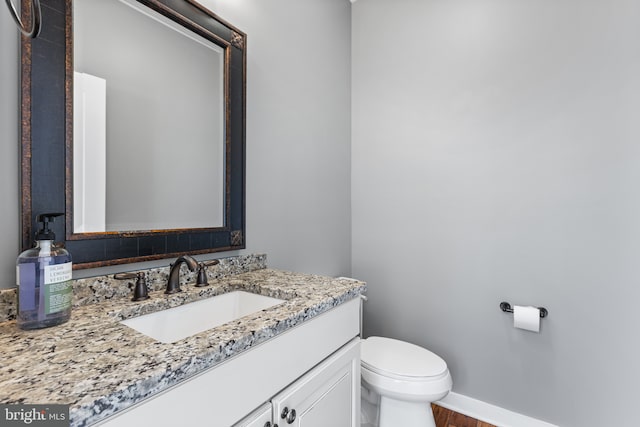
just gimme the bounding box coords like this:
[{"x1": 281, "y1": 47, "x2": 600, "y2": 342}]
[{"x1": 165, "y1": 255, "x2": 198, "y2": 294}]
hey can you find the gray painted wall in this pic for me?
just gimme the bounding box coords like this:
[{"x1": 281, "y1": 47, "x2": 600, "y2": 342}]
[
  {"x1": 208, "y1": 0, "x2": 352, "y2": 277},
  {"x1": 352, "y1": 1, "x2": 640, "y2": 426},
  {"x1": 0, "y1": 10, "x2": 20, "y2": 289},
  {"x1": 0, "y1": 0, "x2": 352, "y2": 282}
]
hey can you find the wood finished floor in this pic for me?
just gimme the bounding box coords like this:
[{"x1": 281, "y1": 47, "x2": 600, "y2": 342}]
[{"x1": 432, "y1": 404, "x2": 496, "y2": 427}]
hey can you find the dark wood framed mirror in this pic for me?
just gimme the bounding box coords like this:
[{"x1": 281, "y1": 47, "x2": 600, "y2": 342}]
[{"x1": 21, "y1": 0, "x2": 246, "y2": 269}]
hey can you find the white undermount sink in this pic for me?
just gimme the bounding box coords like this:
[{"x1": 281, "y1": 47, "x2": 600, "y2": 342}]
[{"x1": 120, "y1": 291, "x2": 285, "y2": 343}]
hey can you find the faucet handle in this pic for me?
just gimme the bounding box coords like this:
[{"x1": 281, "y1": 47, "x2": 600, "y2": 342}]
[
  {"x1": 195, "y1": 260, "x2": 220, "y2": 287},
  {"x1": 114, "y1": 272, "x2": 150, "y2": 302}
]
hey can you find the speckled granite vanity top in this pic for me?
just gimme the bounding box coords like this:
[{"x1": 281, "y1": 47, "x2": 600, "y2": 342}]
[{"x1": 0, "y1": 256, "x2": 366, "y2": 427}]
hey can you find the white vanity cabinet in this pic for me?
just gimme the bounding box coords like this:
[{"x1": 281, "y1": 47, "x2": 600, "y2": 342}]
[
  {"x1": 236, "y1": 339, "x2": 360, "y2": 427},
  {"x1": 97, "y1": 298, "x2": 361, "y2": 427}
]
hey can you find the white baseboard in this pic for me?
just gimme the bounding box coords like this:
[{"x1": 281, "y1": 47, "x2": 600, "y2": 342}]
[{"x1": 436, "y1": 392, "x2": 559, "y2": 427}]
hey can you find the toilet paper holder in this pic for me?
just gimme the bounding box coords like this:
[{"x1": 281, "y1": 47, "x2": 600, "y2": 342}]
[{"x1": 500, "y1": 302, "x2": 548, "y2": 318}]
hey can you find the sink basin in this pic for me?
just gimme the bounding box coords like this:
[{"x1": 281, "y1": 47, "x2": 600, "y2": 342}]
[{"x1": 120, "y1": 291, "x2": 285, "y2": 343}]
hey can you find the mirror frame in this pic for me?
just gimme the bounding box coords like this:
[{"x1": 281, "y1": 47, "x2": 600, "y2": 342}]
[{"x1": 20, "y1": 0, "x2": 246, "y2": 269}]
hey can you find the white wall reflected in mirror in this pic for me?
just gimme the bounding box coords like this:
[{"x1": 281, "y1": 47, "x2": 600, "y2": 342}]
[{"x1": 73, "y1": 71, "x2": 107, "y2": 233}]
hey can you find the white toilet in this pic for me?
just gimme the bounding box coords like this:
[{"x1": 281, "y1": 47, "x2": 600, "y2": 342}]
[{"x1": 360, "y1": 336, "x2": 452, "y2": 427}]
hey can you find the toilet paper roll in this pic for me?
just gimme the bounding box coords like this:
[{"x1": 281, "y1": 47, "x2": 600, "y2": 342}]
[{"x1": 513, "y1": 305, "x2": 540, "y2": 333}]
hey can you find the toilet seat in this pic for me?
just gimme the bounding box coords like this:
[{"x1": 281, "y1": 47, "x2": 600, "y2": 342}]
[
  {"x1": 360, "y1": 336, "x2": 453, "y2": 427},
  {"x1": 361, "y1": 337, "x2": 452, "y2": 403},
  {"x1": 361, "y1": 336, "x2": 448, "y2": 379}
]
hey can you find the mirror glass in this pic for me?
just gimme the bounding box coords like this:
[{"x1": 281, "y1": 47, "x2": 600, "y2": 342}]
[{"x1": 72, "y1": 0, "x2": 225, "y2": 233}]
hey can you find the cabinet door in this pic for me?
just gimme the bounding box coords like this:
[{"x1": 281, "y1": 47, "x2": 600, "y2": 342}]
[
  {"x1": 233, "y1": 403, "x2": 272, "y2": 427},
  {"x1": 272, "y1": 339, "x2": 360, "y2": 427}
]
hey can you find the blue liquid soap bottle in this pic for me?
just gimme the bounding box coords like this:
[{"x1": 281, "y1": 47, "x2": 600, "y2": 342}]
[{"x1": 16, "y1": 213, "x2": 73, "y2": 330}]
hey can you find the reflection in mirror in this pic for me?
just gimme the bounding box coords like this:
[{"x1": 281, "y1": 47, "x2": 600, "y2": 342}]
[{"x1": 72, "y1": 0, "x2": 225, "y2": 233}]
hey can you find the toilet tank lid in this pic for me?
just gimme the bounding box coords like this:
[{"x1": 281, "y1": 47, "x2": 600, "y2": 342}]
[{"x1": 361, "y1": 336, "x2": 448, "y2": 378}]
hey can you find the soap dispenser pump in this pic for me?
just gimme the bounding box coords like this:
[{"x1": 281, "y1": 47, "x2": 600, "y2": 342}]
[{"x1": 16, "y1": 213, "x2": 73, "y2": 330}]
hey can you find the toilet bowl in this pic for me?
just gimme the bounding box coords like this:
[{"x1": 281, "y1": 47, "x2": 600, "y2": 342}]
[{"x1": 361, "y1": 336, "x2": 452, "y2": 427}]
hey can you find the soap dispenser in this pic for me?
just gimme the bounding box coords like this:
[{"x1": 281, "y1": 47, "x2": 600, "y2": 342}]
[{"x1": 16, "y1": 213, "x2": 73, "y2": 330}]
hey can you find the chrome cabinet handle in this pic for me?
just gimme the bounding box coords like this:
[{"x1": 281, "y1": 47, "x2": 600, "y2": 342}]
[
  {"x1": 286, "y1": 409, "x2": 296, "y2": 424},
  {"x1": 280, "y1": 407, "x2": 289, "y2": 419}
]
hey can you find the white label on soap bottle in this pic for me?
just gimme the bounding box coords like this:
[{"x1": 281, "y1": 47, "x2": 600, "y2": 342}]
[{"x1": 44, "y1": 262, "x2": 72, "y2": 285}]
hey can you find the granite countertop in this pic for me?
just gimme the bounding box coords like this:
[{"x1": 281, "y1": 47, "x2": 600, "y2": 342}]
[{"x1": 0, "y1": 267, "x2": 366, "y2": 427}]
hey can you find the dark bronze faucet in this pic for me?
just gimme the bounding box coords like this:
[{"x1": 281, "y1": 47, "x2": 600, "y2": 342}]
[
  {"x1": 165, "y1": 255, "x2": 198, "y2": 294},
  {"x1": 114, "y1": 272, "x2": 150, "y2": 302}
]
